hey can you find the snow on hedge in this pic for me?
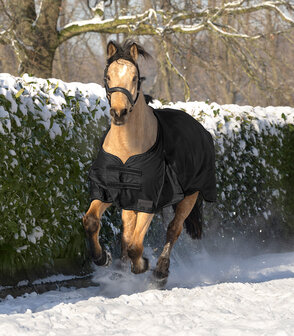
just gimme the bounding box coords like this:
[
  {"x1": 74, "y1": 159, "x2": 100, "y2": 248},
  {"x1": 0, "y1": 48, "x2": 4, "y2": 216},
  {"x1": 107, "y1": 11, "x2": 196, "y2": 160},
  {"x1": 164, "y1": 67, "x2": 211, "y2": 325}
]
[
  {"x1": 0, "y1": 73, "x2": 109, "y2": 136},
  {"x1": 0, "y1": 73, "x2": 110, "y2": 275},
  {"x1": 0, "y1": 73, "x2": 293, "y2": 276}
]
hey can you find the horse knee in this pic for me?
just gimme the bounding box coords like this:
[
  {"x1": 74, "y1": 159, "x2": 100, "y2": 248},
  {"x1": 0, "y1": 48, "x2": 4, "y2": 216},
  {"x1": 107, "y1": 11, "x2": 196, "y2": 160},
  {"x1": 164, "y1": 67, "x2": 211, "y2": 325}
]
[{"x1": 83, "y1": 213, "x2": 100, "y2": 236}]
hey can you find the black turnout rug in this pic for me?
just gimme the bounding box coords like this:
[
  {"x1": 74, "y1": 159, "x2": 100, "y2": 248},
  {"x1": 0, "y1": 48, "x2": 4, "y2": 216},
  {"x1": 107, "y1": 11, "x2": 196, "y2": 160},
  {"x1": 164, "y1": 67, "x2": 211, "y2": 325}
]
[{"x1": 89, "y1": 108, "x2": 216, "y2": 213}]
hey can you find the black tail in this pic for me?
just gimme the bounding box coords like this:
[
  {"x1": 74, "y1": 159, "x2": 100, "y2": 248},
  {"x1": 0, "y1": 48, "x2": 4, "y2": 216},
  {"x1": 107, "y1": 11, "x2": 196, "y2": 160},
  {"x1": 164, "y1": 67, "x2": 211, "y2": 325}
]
[{"x1": 184, "y1": 193, "x2": 203, "y2": 239}]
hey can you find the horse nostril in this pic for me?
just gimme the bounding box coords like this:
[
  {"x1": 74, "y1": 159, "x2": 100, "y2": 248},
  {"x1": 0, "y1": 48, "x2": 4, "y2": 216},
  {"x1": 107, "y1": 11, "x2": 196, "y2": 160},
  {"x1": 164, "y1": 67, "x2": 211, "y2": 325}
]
[
  {"x1": 110, "y1": 108, "x2": 118, "y2": 118},
  {"x1": 120, "y1": 109, "x2": 128, "y2": 117}
]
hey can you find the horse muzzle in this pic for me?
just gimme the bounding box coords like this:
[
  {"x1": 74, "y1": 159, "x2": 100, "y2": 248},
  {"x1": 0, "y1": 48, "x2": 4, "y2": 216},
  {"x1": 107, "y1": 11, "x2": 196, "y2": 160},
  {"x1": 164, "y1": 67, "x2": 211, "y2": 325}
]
[{"x1": 110, "y1": 107, "x2": 129, "y2": 125}]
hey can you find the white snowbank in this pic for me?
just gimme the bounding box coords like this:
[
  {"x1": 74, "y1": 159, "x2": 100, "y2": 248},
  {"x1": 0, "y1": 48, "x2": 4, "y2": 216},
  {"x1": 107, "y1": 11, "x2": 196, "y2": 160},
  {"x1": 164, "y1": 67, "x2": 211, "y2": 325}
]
[{"x1": 0, "y1": 251, "x2": 293, "y2": 336}]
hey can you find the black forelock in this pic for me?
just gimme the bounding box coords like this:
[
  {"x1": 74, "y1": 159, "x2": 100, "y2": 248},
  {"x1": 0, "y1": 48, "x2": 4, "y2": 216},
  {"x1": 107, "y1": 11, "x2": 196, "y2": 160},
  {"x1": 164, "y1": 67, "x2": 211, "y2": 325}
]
[{"x1": 106, "y1": 39, "x2": 151, "y2": 66}]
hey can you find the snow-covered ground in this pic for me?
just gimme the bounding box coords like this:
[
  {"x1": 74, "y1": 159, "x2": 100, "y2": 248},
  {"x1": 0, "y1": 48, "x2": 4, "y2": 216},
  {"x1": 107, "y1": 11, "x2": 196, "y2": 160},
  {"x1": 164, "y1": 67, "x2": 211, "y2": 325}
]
[{"x1": 1, "y1": 248, "x2": 293, "y2": 336}]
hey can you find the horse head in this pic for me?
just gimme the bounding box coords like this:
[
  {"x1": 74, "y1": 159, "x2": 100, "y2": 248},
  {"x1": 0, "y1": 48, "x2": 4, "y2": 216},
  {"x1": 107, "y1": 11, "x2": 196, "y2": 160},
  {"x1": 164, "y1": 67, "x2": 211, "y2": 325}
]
[{"x1": 104, "y1": 40, "x2": 150, "y2": 125}]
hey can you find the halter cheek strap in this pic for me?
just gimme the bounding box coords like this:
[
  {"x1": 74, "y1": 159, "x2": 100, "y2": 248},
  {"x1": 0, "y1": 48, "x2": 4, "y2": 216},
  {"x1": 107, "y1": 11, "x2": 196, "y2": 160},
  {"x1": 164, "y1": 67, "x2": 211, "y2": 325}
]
[{"x1": 104, "y1": 61, "x2": 145, "y2": 110}]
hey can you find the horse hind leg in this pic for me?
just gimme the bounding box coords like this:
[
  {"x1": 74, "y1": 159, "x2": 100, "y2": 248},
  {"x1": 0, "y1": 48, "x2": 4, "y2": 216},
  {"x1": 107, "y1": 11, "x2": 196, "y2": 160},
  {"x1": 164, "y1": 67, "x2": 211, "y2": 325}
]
[{"x1": 153, "y1": 191, "x2": 199, "y2": 284}]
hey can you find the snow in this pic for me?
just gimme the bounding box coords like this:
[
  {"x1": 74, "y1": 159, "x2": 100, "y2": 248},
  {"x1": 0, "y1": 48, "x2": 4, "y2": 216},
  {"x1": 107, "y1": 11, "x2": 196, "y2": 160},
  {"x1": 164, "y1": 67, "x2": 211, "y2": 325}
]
[
  {"x1": 0, "y1": 73, "x2": 109, "y2": 137},
  {"x1": 1, "y1": 251, "x2": 294, "y2": 336}
]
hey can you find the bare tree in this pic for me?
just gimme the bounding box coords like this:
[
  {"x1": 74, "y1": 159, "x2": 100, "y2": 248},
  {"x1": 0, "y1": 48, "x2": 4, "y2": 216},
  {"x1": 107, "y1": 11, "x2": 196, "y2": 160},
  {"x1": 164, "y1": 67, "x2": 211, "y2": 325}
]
[
  {"x1": 1, "y1": 0, "x2": 293, "y2": 76},
  {"x1": 0, "y1": 0, "x2": 294, "y2": 105}
]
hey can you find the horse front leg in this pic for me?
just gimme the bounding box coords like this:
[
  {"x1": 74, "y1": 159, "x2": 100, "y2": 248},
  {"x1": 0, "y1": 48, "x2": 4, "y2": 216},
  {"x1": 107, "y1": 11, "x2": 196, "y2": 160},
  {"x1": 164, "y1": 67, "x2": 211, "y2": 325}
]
[
  {"x1": 122, "y1": 211, "x2": 154, "y2": 274},
  {"x1": 120, "y1": 210, "x2": 137, "y2": 266},
  {"x1": 153, "y1": 191, "x2": 199, "y2": 282},
  {"x1": 82, "y1": 200, "x2": 112, "y2": 266}
]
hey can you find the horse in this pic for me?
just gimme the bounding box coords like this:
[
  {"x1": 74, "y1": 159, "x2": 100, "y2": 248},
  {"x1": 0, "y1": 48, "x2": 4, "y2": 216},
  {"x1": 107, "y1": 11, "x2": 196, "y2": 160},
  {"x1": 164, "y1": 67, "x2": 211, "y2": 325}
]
[{"x1": 83, "y1": 40, "x2": 216, "y2": 284}]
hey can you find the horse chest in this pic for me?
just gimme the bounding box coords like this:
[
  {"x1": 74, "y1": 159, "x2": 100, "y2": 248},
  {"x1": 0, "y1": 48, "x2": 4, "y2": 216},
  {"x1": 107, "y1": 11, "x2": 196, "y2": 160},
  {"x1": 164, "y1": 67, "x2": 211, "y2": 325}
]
[
  {"x1": 102, "y1": 144, "x2": 137, "y2": 165},
  {"x1": 102, "y1": 134, "x2": 156, "y2": 165}
]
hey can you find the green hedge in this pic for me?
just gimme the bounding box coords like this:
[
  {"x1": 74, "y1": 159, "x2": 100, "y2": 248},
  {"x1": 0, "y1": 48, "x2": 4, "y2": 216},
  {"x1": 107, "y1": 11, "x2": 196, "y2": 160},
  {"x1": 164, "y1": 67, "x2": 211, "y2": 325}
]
[
  {"x1": 0, "y1": 74, "x2": 293, "y2": 279},
  {"x1": 0, "y1": 74, "x2": 109, "y2": 276}
]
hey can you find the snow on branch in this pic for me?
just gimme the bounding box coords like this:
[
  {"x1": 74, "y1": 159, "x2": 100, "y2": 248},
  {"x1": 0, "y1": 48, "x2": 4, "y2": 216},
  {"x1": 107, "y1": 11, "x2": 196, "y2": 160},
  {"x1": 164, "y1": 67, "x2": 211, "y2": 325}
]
[
  {"x1": 87, "y1": 0, "x2": 105, "y2": 20},
  {"x1": 58, "y1": 9, "x2": 161, "y2": 43},
  {"x1": 223, "y1": 1, "x2": 294, "y2": 24},
  {"x1": 58, "y1": 1, "x2": 294, "y2": 44},
  {"x1": 207, "y1": 20, "x2": 262, "y2": 40},
  {"x1": 0, "y1": 28, "x2": 13, "y2": 45},
  {"x1": 262, "y1": 2, "x2": 294, "y2": 25}
]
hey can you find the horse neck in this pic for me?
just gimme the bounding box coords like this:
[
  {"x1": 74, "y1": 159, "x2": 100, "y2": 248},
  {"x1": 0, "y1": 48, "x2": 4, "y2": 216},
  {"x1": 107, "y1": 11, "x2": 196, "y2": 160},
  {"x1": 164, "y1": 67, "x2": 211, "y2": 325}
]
[{"x1": 106, "y1": 92, "x2": 158, "y2": 162}]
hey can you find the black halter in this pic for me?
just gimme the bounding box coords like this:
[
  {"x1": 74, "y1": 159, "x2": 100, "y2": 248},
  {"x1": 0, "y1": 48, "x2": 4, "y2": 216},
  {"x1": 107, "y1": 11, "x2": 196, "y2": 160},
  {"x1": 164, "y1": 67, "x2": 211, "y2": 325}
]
[{"x1": 104, "y1": 58, "x2": 145, "y2": 110}]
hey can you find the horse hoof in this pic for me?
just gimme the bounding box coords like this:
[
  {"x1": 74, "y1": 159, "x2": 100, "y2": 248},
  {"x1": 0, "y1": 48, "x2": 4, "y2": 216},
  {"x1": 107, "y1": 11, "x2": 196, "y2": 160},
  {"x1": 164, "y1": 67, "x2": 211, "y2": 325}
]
[
  {"x1": 149, "y1": 274, "x2": 168, "y2": 289},
  {"x1": 131, "y1": 257, "x2": 149, "y2": 274},
  {"x1": 93, "y1": 250, "x2": 112, "y2": 267},
  {"x1": 153, "y1": 257, "x2": 170, "y2": 280}
]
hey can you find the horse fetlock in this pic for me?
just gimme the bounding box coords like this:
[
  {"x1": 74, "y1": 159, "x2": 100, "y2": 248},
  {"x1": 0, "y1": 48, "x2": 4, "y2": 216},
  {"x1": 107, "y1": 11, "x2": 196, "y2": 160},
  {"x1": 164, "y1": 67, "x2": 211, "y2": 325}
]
[
  {"x1": 127, "y1": 244, "x2": 142, "y2": 260},
  {"x1": 93, "y1": 250, "x2": 112, "y2": 267},
  {"x1": 83, "y1": 213, "x2": 100, "y2": 235},
  {"x1": 131, "y1": 257, "x2": 149, "y2": 274},
  {"x1": 153, "y1": 256, "x2": 170, "y2": 280}
]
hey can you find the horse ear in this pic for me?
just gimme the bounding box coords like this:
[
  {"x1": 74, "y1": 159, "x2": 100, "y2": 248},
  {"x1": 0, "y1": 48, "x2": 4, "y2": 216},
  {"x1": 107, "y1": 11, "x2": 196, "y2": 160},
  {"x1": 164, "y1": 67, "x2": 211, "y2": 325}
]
[
  {"x1": 130, "y1": 43, "x2": 139, "y2": 62},
  {"x1": 107, "y1": 41, "x2": 117, "y2": 59}
]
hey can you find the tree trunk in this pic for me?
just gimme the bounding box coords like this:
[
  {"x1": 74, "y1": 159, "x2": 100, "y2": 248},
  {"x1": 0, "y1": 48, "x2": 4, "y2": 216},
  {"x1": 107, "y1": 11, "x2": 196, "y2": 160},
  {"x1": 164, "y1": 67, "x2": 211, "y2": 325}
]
[{"x1": 7, "y1": 0, "x2": 61, "y2": 78}]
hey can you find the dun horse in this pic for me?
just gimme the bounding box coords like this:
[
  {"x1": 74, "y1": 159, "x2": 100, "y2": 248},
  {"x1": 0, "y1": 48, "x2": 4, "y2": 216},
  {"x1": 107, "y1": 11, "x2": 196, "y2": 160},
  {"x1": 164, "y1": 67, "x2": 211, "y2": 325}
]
[{"x1": 83, "y1": 40, "x2": 216, "y2": 283}]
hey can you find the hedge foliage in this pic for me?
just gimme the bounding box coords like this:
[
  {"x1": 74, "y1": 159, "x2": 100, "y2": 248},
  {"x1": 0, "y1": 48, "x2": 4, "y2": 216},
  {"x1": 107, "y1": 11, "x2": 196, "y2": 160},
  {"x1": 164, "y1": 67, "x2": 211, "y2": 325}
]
[
  {"x1": 0, "y1": 74, "x2": 109, "y2": 276},
  {"x1": 0, "y1": 74, "x2": 293, "y2": 277}
]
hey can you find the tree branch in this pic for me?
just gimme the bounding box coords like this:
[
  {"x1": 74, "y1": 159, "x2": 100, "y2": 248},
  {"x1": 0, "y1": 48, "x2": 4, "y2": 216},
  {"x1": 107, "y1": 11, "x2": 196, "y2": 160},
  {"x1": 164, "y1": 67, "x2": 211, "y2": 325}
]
[
  {"x1": 0, "y1": 0, "x2": 13, "y2": 21},
  {"x1": 0, "y1": 29, "x2": 12, "y2": 45},
  {"x1": 58, "y1": 8, "x2": 161, "y2": 43},
  {"x1": 58, "y1": 1, "x2": 294, "y2": 45},
  {"x1": 207, "y1": 20, "x2": 262, "y2": 39},
  {"x1": 87, "y1": 0, "x2": 105, "y2": 19},
  {"x1": 162, "y1": 39, "x2": 190, "y2": 101}
]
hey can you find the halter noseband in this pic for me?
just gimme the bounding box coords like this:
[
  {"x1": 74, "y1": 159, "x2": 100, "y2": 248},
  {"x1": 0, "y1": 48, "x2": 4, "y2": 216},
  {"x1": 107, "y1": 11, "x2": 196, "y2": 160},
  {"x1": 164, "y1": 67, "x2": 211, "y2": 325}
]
[{"x1": 104, "y1": 59, "x2": 145, "y2": 111}]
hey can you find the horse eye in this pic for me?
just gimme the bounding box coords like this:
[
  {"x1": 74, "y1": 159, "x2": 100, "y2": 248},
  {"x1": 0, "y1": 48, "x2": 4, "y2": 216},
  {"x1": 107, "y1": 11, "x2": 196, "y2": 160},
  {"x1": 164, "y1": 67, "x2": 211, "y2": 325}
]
[
  {"x1": 106, "y1": 75, "x2": 110, "y2": 81},
  {"x1": 132, "y1": 76, "x2": 137, "y2": 82}
]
